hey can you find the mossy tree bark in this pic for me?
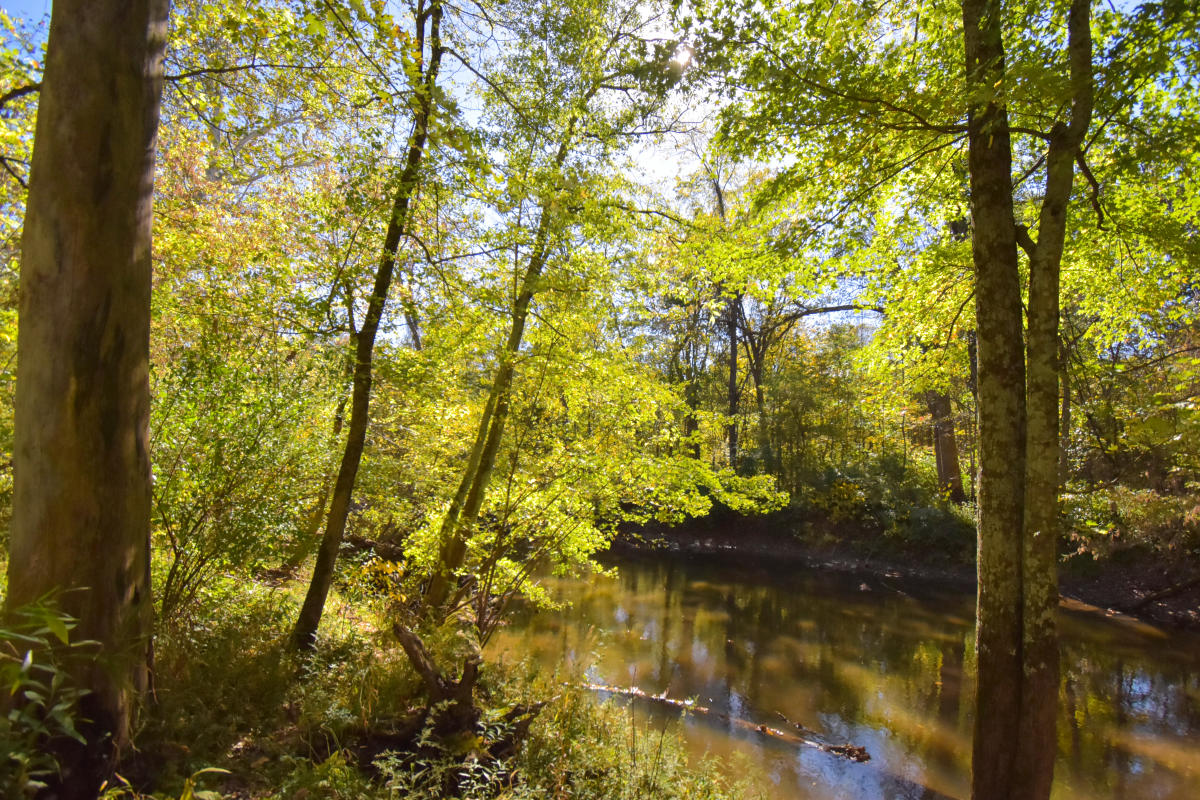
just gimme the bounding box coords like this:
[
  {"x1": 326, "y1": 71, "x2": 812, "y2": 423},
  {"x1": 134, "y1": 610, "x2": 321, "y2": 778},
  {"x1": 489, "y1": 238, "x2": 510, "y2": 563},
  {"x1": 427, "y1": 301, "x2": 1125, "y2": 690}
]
[
  {"x1": 4, "y1": 0, "x2": 169, "y2": 794},
  {"x1": 962, "y1": 0, "x2": 1029, "y2": 795},
  {"x1": 963, "y1": 0, "x2": 1092, "y2": 797},
  {"x1": 1014, "y1": 1, "x2": 1092, "y2": 795}
]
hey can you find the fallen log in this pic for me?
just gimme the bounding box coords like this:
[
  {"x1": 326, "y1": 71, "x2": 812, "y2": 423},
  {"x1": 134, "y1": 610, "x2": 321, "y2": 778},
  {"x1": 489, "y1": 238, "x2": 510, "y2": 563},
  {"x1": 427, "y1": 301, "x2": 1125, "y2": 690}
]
[{"x1": 580, "y1": 682, "x2": 870, "y2": 763}]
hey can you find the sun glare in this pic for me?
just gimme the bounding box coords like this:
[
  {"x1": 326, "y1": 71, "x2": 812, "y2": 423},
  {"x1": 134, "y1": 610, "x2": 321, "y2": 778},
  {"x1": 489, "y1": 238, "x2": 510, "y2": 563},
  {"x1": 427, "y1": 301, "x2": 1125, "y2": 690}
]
[{"x1": 670, "y1": 43, "x2": 694, "y2": 70}]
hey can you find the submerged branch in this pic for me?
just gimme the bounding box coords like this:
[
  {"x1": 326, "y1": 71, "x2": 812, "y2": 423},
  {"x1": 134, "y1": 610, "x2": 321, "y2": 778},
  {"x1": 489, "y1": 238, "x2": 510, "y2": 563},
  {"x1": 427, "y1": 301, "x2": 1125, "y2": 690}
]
[{"x1": 580, "y1": 682, "x2": 870, "y2": 762}]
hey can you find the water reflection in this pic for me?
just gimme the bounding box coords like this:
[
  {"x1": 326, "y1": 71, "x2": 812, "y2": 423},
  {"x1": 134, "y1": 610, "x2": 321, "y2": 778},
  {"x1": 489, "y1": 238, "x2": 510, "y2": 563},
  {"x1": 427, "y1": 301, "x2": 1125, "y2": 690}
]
[{"x1": 490, "y1": 554, "x2": 1200, "y2": 800}]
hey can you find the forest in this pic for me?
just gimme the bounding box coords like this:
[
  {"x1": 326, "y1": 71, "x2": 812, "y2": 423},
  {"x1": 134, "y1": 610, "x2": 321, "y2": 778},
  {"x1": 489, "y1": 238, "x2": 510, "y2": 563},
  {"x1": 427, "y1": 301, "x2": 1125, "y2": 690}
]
[{"x1": 0, "y1": 0, "x2": 1197, "y2": 798}]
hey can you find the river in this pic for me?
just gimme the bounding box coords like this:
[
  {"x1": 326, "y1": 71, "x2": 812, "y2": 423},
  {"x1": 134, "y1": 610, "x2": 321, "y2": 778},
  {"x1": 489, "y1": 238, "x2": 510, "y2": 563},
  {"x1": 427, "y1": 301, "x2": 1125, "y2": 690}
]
[{"x1": 490, "y1": 552, "x2": 1200, "y2": 799}]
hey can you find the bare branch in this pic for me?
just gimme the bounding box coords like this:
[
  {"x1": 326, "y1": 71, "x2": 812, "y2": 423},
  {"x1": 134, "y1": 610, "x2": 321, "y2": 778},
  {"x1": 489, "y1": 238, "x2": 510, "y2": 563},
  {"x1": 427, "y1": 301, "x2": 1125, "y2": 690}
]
[
  {"x1": 0, "y1": 82, "x2": 40, "y2": 111},
  {"x1": 1075, "y1": 150, "x2": 1104, "y2": 229},
  {"x1": 0, "y1": 156, "x2": 29, "y2": 188}
]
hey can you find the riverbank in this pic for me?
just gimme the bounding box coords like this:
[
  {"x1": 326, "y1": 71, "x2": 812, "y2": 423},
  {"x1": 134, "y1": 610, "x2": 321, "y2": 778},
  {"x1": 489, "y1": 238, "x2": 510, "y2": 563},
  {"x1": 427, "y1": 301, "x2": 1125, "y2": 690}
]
[{"x1": 612, "y1": 508, "x2": 1200, "y2": 631}]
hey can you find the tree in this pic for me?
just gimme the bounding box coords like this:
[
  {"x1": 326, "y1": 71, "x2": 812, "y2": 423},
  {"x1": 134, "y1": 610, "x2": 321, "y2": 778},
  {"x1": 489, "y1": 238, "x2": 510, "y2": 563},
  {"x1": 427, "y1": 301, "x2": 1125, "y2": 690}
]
[
  {"x1": 291, "y1": 0, "x2": 446, "y2": 651},
  {"x1": 4, "y1": 0, "x2": 169, "y2": 794},
  {"x1": 420, "y1": 0, "x2": 686, "y2": 613},
  {"x1": 961, "y1": 0, "x2": 1092, "y2": 795},
  {"x1": 680, "y1": 0, "x2": 1196, "y2": 795}
]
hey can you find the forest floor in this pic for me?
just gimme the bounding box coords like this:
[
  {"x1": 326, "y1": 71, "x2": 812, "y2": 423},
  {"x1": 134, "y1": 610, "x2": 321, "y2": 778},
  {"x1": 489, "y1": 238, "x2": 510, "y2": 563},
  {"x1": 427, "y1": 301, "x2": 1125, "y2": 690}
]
[{"x1": 612, "y1": 509, "x2": 1200, "y2": 631}]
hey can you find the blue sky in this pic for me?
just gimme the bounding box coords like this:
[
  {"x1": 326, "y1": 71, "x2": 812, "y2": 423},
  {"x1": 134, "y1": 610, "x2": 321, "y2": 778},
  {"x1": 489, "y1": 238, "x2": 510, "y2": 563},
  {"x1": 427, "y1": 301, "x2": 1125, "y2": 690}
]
[{"x1": 3, "y1": 2, "x2": 50, "y2": 21}]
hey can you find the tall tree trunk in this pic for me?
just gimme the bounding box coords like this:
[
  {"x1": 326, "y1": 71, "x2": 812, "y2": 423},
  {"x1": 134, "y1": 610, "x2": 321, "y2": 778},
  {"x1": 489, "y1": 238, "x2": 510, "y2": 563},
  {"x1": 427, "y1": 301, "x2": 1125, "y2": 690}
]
[
  {"x1": 291, "y1": 4, "x2": 443, "y2": 650},
  {"x1": 680, "y1": 308, "x2": 705, "y2": 459},
  {"x1": 1059, "y1": 343, "x2": 1072, "y2": 486},
  {"x1": 1014, "y1": 1, "x2": 1092, "y2": 796},
  {"x1": 285, "y1": 390, "x2": 349, "y2": 569},
  {"x1": 926, "y1": 391, "x2": 966, "y2": 503},
  {"x1": 422, "y1": 211, "x2": 553, "y2": 611},
  {"x1": 682, "y1": 374, "x2": 702, "y2": 459},
  {"x1": 754, "y1": 374, "x2": 771, "y2": 472},
  {"x1": 726, "y1": 292, "x2": 741, "y2": 469},
  {"x1": 744, "y1": 333, "x2": 772, "y2": 472},
  {"x1": 963, "y1": 0, "x2": 1093, "y2": 797},
  {"x1": 962, "y1": 1, "x2": 1028, "y2": 798},
  {"x1": 423, "y1": 122, "x2": 578, "y2": 612},
  {"x1": 287, "y1": 311, "x2": 356, "y2": 569},
  {"x1": 5, "y1": 1, "x2": 168, "y2": 794}
]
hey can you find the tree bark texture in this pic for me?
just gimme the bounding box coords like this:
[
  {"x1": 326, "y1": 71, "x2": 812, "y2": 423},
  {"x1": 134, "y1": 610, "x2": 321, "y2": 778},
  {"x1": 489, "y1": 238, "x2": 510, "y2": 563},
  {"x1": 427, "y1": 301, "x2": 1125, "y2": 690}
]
[
  {"x1": 291, "y1": 3, "x2": 443, "y2": 650},
  {"x1": 726, "y1": 292, "x2": 741, "y2": 469},
  {"x1": 963, "y1": 0, "x2": 1093, "y2": 797},
  {"x1": 962, "y1": 0, "x2": 1028, "y2": 797},
  {"x1": 5, "y1": 0, "x2": 168, "y2": 794},
  {"x1": 1015, "y1": 1, "x2": 1092, "y2": 795}
]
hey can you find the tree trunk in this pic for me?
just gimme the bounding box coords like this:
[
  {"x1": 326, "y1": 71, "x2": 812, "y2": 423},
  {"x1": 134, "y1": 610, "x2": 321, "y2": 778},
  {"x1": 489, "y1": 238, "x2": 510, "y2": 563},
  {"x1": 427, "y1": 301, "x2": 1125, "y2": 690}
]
[
  {"x1": 754, "y1": 374, "x2": 771, "y2": 472},
  {"x1": 926, "y1": 391, "x2": 966, "y2": 503},
  {"x1": 285, "y1": 322, "x2": 356, "y2": 570},
  {"x1": 5, "y1": 1, "x2": 168, "y2": 794},
  {"x1": 1059, "y1": 342, "x2": 1072, "y2": 487},
  {"x1": 1014, "y1": 2, "x2": 1091, "y2": 795},
  {"x1": 422, "y1": 118, "x2": 579, "y2": 612},
  {"x1": 962, "y1": 1, "x2": 1028, "y2": 798},
  {"x1": 291, "y1": 4, "x2": 443, "y2": 651},
  {"x1": 963, "y1": 0, "x2": 1092, "y2": 797},
  {"x1": 423, "y1": 196, "x2": 557, "y2": 611},
  {"x1": 682, "y1": 373, "x2": 702, "y2": 459},
  {"x1": 726, "y1": 292, "x2": 741, "y2": 469},
  {"x1": 284, "y1": 391, "x2": 348, "y2": 569}
]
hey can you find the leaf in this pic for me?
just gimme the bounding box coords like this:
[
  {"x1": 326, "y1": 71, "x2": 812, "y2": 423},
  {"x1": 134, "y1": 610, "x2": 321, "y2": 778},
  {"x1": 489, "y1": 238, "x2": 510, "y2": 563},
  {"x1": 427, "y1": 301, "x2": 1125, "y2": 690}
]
[
  {"x1": 45, "y1": 613, "x2": 69, "y2": 644},
  {"x1": 302, "y1": 12, "x2": 325, "y2": 37}
]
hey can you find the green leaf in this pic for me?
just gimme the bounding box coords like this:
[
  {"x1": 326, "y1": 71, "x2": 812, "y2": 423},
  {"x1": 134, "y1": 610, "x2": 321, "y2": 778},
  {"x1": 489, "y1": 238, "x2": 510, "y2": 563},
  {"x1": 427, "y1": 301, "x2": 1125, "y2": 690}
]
[{"x1": 45, "y1": 613, "x2": 69, "y2": 645}]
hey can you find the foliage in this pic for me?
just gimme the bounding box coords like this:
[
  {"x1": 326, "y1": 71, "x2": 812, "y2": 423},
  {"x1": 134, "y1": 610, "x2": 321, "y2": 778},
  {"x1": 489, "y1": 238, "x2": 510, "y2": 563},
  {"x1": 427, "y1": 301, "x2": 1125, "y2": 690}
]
[
  {"x1": 514, "y1": 685, "x2": 753, "y2": 800},
  {"x1": 134, "y1": 566, "x2": 747, "y2": 800},
  {"x1": 3, "y1": 0, "x2": 1200, "y2": 795},
  {"x1": 0, "y1": 599, "x2": 95, "y2": 798},
  {"x1": 149, "y1": 83, "x2": 355, "y2": 624}
]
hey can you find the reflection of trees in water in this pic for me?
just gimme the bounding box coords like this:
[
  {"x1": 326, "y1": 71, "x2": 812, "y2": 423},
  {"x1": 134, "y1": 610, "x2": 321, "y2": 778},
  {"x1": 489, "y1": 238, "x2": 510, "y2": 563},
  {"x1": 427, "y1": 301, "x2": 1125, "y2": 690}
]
[
  {"x1": 640, "y1": 563, "x2": 973, "y2": 766},
  {"x1": 501, "y1": 559, "x2": 1200, "y2": 800},
  {"x1": 1055, "y1": 638, "x2": 1200, "y2": 799}
]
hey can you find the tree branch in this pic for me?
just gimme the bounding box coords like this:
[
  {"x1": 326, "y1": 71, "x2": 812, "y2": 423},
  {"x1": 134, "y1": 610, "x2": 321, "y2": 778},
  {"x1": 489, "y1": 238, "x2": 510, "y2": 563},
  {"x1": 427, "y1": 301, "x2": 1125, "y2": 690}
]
[
  {"x1": 165, "y1": 63, "x2": 314, "y2": 81},
  {"x1": 1075, "y1": 151, "x2": 1104, "y2": 229},
  {"x1": 0, "y1": 156, "x2": 29, "y2": 188},
  {"x1": 0, "y1": 82, "x2": 40, "y2": 111},
  {"x1": 1015, "y1": 224, "x2": 1037, "y2": 259}
]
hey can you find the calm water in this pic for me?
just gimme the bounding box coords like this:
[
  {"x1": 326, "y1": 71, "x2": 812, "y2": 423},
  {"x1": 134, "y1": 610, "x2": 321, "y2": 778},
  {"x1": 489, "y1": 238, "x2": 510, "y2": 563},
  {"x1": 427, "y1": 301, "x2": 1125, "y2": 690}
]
[{"x1": 490, "y1": 553, "x2": 1200, "y2": 799}]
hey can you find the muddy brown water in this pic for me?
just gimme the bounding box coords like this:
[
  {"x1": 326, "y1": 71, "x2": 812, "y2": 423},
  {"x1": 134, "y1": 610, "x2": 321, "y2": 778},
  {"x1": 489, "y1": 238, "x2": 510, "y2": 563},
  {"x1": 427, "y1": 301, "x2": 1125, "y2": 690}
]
[{"x1": 489, "y1": 553, "x2": 1200, "y2": 799}]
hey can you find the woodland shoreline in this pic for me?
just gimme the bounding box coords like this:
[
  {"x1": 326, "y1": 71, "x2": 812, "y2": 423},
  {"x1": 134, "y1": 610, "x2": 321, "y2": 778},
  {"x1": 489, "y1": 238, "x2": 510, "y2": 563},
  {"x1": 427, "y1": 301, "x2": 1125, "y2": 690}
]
[{"x1": 612, "y1": 512, "x2": 1200, "y2": 633}]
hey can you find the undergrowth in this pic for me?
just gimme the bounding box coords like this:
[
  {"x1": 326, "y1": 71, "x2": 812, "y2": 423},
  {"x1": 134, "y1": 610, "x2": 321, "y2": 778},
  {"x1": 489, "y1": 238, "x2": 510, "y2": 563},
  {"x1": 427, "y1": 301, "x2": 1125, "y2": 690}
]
[{"x1": 93, "y1": 569, "x2": 750, "y2": 800}]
